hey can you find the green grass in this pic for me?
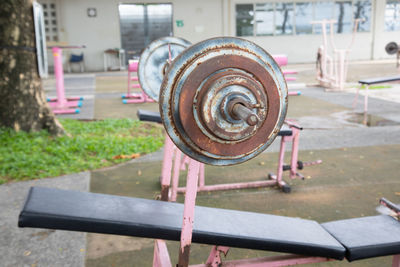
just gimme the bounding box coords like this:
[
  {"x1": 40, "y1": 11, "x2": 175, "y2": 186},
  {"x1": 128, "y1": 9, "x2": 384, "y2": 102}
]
[
  {"x1": 360, "y1": 85, "x2": 392, "y2": 90},
  {"x1": 0, "y1": 119, "x2": 164, "y2": 184}
]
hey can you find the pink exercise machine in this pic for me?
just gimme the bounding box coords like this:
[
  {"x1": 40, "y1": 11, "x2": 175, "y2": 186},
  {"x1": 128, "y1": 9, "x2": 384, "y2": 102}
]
[
  {"x1": 312, "y1": 19, "x2": 362, "y2": 91},
  {"x1": 273, "y1": 55, "x2": 301, "y2": 96},
  {"x1": 122, "y1": 60, "x2": 154, "y2": 104},
  {"x1": 273, "y1": 54, "x2": 298, "y2": 82},
  {"x1": 46, "y1": 46, "x2": 85, "y2": 114}
]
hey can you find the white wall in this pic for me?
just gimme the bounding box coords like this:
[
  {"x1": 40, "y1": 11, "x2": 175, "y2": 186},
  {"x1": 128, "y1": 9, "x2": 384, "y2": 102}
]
[
  {"x1": 54, "y1": 0, "x2": 399, "y2": 70},
  {"x1": 58, "y1": 0, "x2": 121, "y2": 71},
  {"x1": 57, "y1": 0, "x2": 223, "y2": 71},
  {"x1": 371, "y1": 0, "x2": 400, "y2": 59},
  {"x1": 173, "y1": 0, "x2": 223, "y2": 43}
]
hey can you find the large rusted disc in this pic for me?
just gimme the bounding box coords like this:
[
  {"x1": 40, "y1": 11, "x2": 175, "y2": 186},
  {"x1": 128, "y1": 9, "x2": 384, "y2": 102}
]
[
  {"x1": 138, "y1": 37, "x2": 191, "y2": 101},
  {"x1": 160, "y1": 37, "x2": 288, "y2": 166}
]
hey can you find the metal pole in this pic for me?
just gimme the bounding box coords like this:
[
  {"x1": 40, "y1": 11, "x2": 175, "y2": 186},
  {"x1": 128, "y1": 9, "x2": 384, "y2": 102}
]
[{"x1": 177, "y1": 160, "x2": 201, "y2": 267}]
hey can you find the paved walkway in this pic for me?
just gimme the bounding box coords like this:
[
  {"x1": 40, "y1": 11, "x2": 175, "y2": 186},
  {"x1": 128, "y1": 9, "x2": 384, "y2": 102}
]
[
  {"x1": 0, "y1": 172, "x2": 89, "y2": 267},
  {"x1": 1, "y1": 60, "x2": 400, "y2": 266}
]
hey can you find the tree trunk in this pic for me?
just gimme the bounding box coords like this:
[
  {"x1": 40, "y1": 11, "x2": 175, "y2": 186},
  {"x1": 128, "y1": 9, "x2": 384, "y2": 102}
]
[{"x1": 0, "y1": 0, "x2": 64, "y2": 135}]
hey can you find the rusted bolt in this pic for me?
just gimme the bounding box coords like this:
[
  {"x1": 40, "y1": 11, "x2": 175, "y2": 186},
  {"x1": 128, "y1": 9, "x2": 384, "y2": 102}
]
[{"x1": 231, "y1": 102, "x2": 259, "y2": 126}]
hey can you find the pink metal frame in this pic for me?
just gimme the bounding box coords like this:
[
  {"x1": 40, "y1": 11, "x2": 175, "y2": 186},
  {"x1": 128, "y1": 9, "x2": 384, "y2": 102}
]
[
  {"x1": 48, "y1": 47, "x2": 83, "y2": 114},
  {"x1": 153, "y1": 43, "x2": 399, "y2": 267},
  {"x1": 352, "y1": 83, "x2": 370, "y2": 125},
  {"x1": 153, "y1": 184, "x2": 400, "y2": 267},
  {"x1": 122, "y1": 61, "x2": 155, "y2": 104},
  {"x1": 273, "y1": 55, "x2": 300, "y2": 94},
  {"x1": 311, "y1": 19, "x2": 361, "y2": 91},
  {"x1": 160, "y1": 121, "x2": 321, "y2": 200},
  {"x1": 269, "y1": 120, "x2": 322, "y2": 182},
  {"x1": 154, "y1": 158, "x2": 400, "y2": 266}
]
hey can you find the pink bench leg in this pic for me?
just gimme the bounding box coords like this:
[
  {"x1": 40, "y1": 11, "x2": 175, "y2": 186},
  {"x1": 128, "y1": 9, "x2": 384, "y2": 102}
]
[
  {"x1": 153, "y1": 240, "x2": 172, "y2": 267},
  {"x1": 160, "y1": 136, "x2": 175, "y2": 201},
  {"x1": 177, "y1": 160, "x2": 201, "y2": 267},
  {"x1": 393, "y1": 255, "x2": 400, "y2": 267}
]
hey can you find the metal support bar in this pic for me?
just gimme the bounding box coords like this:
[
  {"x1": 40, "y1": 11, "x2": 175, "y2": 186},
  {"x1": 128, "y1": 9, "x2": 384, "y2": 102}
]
[
  {"x1": 177, "y1": 160, "x2": 201, "y2": 267},
  {"x1": 190, "y1": 254, "x2": 334, "y2": 267},
  {"x1": 160, "y1": 136, "x2": 175, "y2": 201},
  {"x1": 153, "y1": 240, "x2": 172, "y2": 267},
  {"x1": 393, "y1": 254, "x2": 400, "y2": 267}
]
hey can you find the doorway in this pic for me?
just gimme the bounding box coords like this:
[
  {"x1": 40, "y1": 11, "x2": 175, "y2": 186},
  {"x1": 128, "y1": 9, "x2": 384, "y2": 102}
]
[{"x1": 119, "y1": 3, "x2": 173, "y2": 61}]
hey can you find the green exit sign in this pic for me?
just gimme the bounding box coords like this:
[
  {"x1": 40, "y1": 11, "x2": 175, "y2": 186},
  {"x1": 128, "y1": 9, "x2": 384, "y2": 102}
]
[{"x1": 176, "y1": 20, "x2": 184, "y2": 27}]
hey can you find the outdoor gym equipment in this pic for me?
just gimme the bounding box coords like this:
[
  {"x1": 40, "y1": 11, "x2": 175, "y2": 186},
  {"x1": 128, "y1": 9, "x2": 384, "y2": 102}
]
[
  {"x1": 122, "y1": 60, "x2": 154, "y2": 104},
  {"x1": 19, "y1": 187, "x2": 400, "y2": 267},
  {"x1": 137, "y1": 110, "x2": 321, "y2": 196},
  {"x1": 159, "y1": 37, "x2": 287, "y2": 165},
  {"x1": 353, "y1": 75, "x2": 400, "y2": 124},
  {"x1": 385, "y1": 41, "x2": 400, "y2": 68},
  {"x1": 46, "y1": 45, "x2": 85, "y2": 114},
  {"x1": 123, "y1": 37, "x2": 190, "y2": 104},
  {"x1": 138, "y1": 36, "x2": 191, "y2": 102},
  {"x1": 136, "y1": 37, "x2": 312, "y2": 195},
  {"x1": 273, "y1": 55, "x2": 301, "y2": 96},
  {"x1": 273, "y1": 54, "x2": 298, "y2": 82},
  {"x1": 312, "y1": 19, "x2": 362, "y2": 91},
  {"x1": 18, "y1": 37, "x2": 400, "y2": 267}
]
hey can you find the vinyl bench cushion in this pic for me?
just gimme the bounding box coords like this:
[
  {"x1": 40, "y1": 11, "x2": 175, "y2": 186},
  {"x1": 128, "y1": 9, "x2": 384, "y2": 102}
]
[
  {"x1": 322, "y1": 215, "x2": 400, "y2": 261},
  {"x1": 358, "y1": 75, "x2": 400, "y2": 85},
  {"x1": 137, "y1": 109, "x2": 162, "y2": 124},
  {"x1": 19, "y1": 187, "x2": 344, "y2": 260}
]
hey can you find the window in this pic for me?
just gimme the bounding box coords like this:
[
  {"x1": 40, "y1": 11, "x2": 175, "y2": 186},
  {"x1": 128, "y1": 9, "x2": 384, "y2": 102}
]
[
  {"x1": 295, "y1": 2, "x2": 313, "y2": 35},
  {"x1": 39, "y1": 0, "x2": 58, "y2": 42},
  {"x1": 334, "y1": 1, "x2": 352, "y2": 33},
  {"x1": 275, "y1": 3, "x2": 294, "y2": 35},
  {"x1": 313, "y1": 1, "x2": 334, "y2": 34},
  {"x1": 385, "y1": 0, "x2": 400, "y2": 31},
  {"x1": 255, "y1": 3, "x2": 274, "y2": 36},
  {"x1": 353, "y1": 0, "x2": 372, "y2": 32},
  {"x1": 119, "y1": 3, "x2": 173, "y2": 58},
  {"x1": 236, "y1": 4, "x2": 254, "y2": 36},
  {"x1": 235, "y1": 1, "x2": 372, "y2": 36}
]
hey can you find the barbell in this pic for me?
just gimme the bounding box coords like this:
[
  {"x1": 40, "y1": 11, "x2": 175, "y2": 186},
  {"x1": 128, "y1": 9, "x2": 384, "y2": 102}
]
[
  {"x1": 138, "y1": 37, "x2": 192, "y2": 101},
  {"x1": 139, "y1": 37, "x2": 288, "y2": 166},
  {"x1": 385, "y1": 42, "x2": 399, "y2": 55}
]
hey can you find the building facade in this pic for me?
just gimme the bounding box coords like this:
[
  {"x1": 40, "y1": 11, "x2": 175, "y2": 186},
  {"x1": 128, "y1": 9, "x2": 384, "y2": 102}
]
[{"x1": 39, "y1": 0, "x2": 400, "y2": 71}]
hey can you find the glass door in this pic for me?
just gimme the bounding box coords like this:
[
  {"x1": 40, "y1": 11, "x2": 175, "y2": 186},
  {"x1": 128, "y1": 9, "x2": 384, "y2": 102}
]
[{"x1": 119, "y1": 3, "x2": 173, "y2": 61}]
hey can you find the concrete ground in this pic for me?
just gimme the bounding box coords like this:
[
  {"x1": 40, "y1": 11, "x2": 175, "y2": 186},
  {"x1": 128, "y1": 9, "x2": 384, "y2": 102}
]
[{"x1": 1, "y1": 59, "x2": 400, "y2": 267}]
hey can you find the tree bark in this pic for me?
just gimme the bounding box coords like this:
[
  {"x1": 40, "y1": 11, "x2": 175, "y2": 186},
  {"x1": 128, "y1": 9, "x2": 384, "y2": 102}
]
[{"x1": 0, "y1": 0, "x2": 64, "y2": 135}]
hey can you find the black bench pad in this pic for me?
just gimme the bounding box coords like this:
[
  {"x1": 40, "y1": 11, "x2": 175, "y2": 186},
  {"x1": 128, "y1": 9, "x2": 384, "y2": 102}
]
[
  {"x1": 278, "y1": 125, "x2": 292, "y2": 136},
  {"x1": 19, "y1": 187, "x2": 345, "y2": 260},
  {"x1": 322, "y1": 215, "x2": 400, "y2": 261},
  {"x1": 137, "y1": 109, "x2": 162, "y2": 124},
  {"x1": 358, "y1": 75, "x2": 400, "y2": 85}
]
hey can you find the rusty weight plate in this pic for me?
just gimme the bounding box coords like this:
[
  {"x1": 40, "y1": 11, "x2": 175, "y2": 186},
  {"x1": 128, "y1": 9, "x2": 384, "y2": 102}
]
[
  {"x1": 138, "y1": 36, "x2": 191, "y2": 101},
  {"x1": 160, "y1": 37, "x2": 288, "y2": 166}
]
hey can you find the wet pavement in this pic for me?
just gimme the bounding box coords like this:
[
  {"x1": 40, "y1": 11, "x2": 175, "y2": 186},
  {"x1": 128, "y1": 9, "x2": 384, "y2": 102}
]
[{"x1": 1, "y1": 60, "x2": 400, "y2": 267}]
